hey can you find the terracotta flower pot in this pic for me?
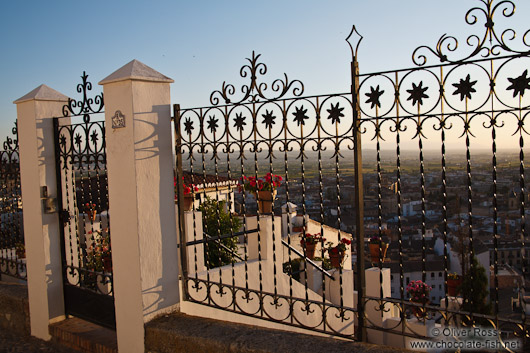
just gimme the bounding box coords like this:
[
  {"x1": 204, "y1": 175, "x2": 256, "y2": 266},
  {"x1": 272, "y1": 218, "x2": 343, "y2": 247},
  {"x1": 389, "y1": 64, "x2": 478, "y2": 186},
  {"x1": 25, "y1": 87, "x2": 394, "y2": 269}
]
[
  {"x1": 447, "y1": 278, "x2": 462, "y2": 296},
  {"x1": 256, "y1": 190, "x2": 276, "y2": 214},
  {"x1": 179, "y1": 195, "x2": 194, "y2": 211},
  {"x1": 369, "y1": 243, "x2": 388, "y2": 263},
  {"x1": 103, "y1": 256, "x2": 112, "y2": 272},
  {"x1": 410, "y1": 299, "x2": 429, "y2": 321},
  {"x1": 329, "y1": 252, "x2": 344, "y2": 269},
  {"x1": 304, "y1": 242, "x2": 316, "y2": 260}
]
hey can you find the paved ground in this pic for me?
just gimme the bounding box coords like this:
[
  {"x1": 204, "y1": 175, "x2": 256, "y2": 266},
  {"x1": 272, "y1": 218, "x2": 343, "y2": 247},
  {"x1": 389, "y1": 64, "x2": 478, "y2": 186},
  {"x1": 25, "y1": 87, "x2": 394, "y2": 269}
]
[{"x1": 0, "y1": 329, "x2": 79, "y2": 353}]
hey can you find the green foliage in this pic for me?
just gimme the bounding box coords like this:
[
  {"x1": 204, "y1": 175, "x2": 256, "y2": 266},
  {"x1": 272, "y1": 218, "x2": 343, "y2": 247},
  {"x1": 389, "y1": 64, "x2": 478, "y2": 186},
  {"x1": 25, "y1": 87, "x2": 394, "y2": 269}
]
[
  {"x1": 199, "y1": 197, "x2": 242, "y2": 268},
  {"x1": 283, "y1": 257, "x2": 302, "y2": 281},
  {"x1": 461, "y1": 256, "x2": 492, "y2": 325}
]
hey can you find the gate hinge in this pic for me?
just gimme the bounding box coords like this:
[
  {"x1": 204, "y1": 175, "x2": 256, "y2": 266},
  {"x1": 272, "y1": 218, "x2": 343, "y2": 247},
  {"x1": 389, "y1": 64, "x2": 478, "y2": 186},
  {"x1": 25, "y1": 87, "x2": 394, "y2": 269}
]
[{"x1": 59, "y1": 210, "x2": 71, "y2": 224}]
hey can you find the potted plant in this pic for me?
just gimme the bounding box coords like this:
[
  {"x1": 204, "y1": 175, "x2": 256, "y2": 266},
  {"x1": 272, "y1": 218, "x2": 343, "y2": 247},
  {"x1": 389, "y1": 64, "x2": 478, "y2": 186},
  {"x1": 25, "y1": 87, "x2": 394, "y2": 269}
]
[
  {"x1": 86, "y1": 228, "x2": 112, "y2": 273},
  {"x1": 174, "y1": 176, "x2": 199, "y2": 211},
  {"x1": 198, "y1": 197, "x2": 242, "y2": 268},
  {"x1": 447, "y1": 272, "x2": 462, "y2": 296},
  {"x1": 368, "y1": 236, "x2": 388, "y2": 263},
  {"x1": 300, "y1": 233, "x2": 325, "y2": 260},
  {"x1": 406, "y1": 280, "x2": 431, "y2": 320},
  {"x1": 15, "y1": 242, "x2": 25, "y2": 259},
  {"x1": 84, "y1": 202, "x2": 97, "y2": 221},
  {"x1": 239, "y1": 173, "x2": 282, "y2": 214},
  {"x1": 324, "y1": 238, "x2": 351, "y2": 269}
]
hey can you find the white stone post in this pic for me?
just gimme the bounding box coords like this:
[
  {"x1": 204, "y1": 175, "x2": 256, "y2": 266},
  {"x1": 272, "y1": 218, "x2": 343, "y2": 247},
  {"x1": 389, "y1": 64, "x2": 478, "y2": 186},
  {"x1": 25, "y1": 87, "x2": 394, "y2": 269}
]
[
  {"x1": 364, "y1": 267, "x2": 393, "y2": 344},
  {"x1": 14, "y1": 85, "x2": 69, "y2": 340},
  {"x1": 99, "y1": 60, "x2": 178, "y2": 353},
  {"x1": 246, "y1": 215, "x2": 281, "y2": 262}
]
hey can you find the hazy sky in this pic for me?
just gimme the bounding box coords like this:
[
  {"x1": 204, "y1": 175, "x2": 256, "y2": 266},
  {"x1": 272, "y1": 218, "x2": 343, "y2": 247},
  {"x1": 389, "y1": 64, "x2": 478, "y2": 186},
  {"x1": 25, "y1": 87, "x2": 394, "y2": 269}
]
[{"x1": 1, "y1": 0, "x2": 529, "y2": 145}]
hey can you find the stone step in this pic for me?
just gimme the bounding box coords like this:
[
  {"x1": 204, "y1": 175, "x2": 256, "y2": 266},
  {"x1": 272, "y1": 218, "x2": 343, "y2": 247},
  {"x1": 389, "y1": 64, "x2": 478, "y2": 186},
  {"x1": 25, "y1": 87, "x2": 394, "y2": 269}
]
[{"x1": 49, "y1": 317, "x2": 117, "y2": 353}]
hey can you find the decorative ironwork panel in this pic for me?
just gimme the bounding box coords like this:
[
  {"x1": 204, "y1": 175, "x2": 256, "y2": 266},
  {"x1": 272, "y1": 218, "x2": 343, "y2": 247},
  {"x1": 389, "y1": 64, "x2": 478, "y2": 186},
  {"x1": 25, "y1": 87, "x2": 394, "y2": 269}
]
[
  {"x1": 0, "y1": 122, "x2": 25, "y2": 280},
  {"x1": 350, "y1": 0, "x2": 530, "y2": 347},
  {"x1": 175, "y1": 0, "x2": 530, "y2": 348},
  {"x1": 54, "y1": 72, "x2": 114, "y2": 329},
  {"x1": 175, "y1": 52, "x2": 359, "y2": 340}
]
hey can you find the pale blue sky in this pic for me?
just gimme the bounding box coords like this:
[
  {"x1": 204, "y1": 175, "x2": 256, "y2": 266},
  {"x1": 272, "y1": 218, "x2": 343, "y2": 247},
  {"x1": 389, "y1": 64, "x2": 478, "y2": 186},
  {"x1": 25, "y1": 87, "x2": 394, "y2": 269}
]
[{"x1": 1, "y1": 0, "x2": 529, "y2": 143}]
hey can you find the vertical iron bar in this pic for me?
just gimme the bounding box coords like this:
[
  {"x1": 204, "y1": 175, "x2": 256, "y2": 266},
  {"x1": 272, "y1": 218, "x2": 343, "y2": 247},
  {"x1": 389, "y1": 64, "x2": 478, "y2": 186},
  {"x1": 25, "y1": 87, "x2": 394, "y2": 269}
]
[
  {"x1": 251, "y1": 102, "x2": 264, "y2": 316},
  {"x1": 316, "y1": 97, "x2": 327, "y2": 331},
  {"x1": 490, "y1": 59, "x2": 499, "y2": 331},
  {"x1": 53, "y1": 117, "x2": 68, "y2": 293},
  {"x1": 418, "y1": 105, "x2": 426, "y2": 287},
  {"x1": 212, "y1": 123, "x2": 224, "y2": 291},
  {"x1": 439, "y1": 66, "x2": 450, "y2": 320},
  {"x1": 224, "y1": 106, "x2": 237, "y2": 311},
  {"x1": 239, "y1": 112, "x2": 250, "y2": 303},
  {"x1": 464, "y1": 99, "x2": 475, "y2": 326},
  {"x1": 517, "y1": 95, "x2": 527, "y2": 335},
  {"x1": 394, "y1": 71, "x2": 405, "y2": 338},
  {"x1": 268, "y1": 119, "x2": 278, "y2": 301},
  {"x1": 174, "y1": 104, "x2": 189, "y2": 301},
  {"x1": 282, "y1": 100, "x2": 294, "y2": 325},
  {"x1": 352, "y1": 57, "x2": 366, "y2": 342},
  {"x1": 334, "y1": 108, "x2": 345, "y2": 312},
  {"x1": 300, "y1": 104, "x2": 310, "y2": 306},
  {"x1": 376, "y1": 112, "x2": 384, "y2": 314}
]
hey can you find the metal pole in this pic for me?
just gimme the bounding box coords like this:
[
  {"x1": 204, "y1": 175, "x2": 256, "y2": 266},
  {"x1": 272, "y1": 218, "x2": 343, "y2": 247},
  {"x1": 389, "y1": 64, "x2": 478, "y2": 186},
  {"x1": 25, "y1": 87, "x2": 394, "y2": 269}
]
[
  {"x1": 352, "y1": 57, "x2": 366, "y2": 342},
  {"x1": 174, "y1": 104, "x2": 189, "y2": 301}
]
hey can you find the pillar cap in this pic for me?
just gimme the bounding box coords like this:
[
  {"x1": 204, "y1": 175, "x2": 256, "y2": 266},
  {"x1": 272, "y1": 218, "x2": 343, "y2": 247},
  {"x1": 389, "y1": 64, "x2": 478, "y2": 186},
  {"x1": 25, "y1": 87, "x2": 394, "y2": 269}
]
[
  {"x1": 99, "y1": 59, "x2": 174, "y2": 85},
  {"x1": 13, "y1": 84, "x2": 69, "y2": 104}
]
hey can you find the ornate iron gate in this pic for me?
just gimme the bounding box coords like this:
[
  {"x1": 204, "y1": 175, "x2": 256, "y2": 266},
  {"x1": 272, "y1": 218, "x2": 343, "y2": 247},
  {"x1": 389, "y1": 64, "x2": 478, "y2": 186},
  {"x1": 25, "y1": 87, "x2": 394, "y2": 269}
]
[
  {"x1": 54, "y1": 72, "x2": 115, "y2": 329},
  {"x1": 0, "y1": 122, "x2": 25, "y2": 281},
  {"x1": 175, "y1": 0, "x2": 529, "y2": 347}
]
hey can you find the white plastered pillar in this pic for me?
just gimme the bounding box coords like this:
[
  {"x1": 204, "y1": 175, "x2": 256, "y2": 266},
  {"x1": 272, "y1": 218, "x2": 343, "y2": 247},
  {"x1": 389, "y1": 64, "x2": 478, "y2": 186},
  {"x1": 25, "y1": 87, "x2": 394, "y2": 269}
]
[
  {"x1": 99, "y1": 60, "x2": 179, "y2": 353},
  {"x1": 14, "y1": 85, "x2": 69, "y2": 339}
]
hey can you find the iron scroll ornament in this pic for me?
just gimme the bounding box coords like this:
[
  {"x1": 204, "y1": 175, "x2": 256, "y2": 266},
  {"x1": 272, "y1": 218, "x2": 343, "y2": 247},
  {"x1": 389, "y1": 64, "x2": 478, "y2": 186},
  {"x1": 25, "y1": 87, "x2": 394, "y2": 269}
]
[
  {"x1": 209, "y1": 51, "x2": 304, "y2": 105},
  {"x1": 62, "y1": 71, "x2": 104, "y2": 123},
  {"x1": 2, "y1": 122, "x2": 18, "y2": 152},
  {"x1": 412, "y1": 0, "x2": 530, "y2": 66}
]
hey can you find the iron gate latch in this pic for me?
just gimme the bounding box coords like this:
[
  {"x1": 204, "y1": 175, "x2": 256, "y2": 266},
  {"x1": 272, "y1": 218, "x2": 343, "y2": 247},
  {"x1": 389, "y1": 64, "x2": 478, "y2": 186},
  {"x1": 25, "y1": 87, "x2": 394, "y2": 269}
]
[{"x1": 59, "y1": 210, "x2": 71, "y2": 224}]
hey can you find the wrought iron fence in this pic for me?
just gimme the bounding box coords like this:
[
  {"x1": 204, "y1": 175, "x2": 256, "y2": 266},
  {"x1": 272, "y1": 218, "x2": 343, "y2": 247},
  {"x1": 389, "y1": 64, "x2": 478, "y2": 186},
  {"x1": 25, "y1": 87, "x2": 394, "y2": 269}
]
[
  {"x1": 175, "y1": 0, "x2": 529, "y2": 348},
  {"x1": 175, "y1": 76, "x2": 361, "y2": 337},
  {"x1": 54, "y1": 72, "x2": 113, "y2": 301},
  {"x1": 0, "y1": 122, "x2": 25, "y2": 280},
  {"x1": 353, "y1": 0, "x2": 530, "y2": 346}
]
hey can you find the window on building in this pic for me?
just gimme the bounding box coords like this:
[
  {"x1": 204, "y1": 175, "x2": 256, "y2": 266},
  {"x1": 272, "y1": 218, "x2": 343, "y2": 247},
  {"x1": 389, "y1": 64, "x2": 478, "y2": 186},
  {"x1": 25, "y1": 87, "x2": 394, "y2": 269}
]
[
  {"x1": 431, "y1": 273, "x2": 434, "y2": 278},
  {"x1": 439, "y1": 272, "x2": 442, "y2": 277}
]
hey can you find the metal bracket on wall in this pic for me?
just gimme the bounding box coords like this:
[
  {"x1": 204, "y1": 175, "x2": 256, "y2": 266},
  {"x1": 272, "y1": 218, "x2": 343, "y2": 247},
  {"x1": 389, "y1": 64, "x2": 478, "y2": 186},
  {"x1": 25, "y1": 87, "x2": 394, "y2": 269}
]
[{"x1": 41, "y1": 186, "x2": 57, "y2": 214}]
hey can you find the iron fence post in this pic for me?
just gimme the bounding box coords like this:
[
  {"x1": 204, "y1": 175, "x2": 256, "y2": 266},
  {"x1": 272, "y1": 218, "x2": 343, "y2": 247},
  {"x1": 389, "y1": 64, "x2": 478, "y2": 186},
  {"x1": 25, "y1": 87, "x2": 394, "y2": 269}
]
[
  {"x1": 351, "y1": 57, "x2": 366, "y2": 342},
  {"x1": 174, "y1": 104, "x2": 189, "y2": 301},
  {"x1": 52, "y1": 117, "x2": 68, "y2": 281}
]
